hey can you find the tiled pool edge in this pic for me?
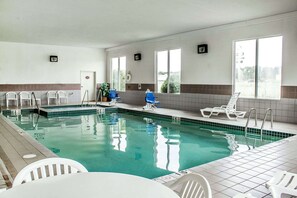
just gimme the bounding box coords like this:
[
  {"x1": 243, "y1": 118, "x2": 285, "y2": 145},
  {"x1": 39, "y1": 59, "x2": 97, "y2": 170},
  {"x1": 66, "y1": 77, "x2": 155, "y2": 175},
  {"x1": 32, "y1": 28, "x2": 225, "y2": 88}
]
[
  {"x1": 0, "y1": 114, "x2": 57, "y2": 180},
  {"x1": 158, "y1": 135, "x2": 297, "y2": 197},
  {"x1": 118, "y1": 108, "x2": 295, "y2": 139}
]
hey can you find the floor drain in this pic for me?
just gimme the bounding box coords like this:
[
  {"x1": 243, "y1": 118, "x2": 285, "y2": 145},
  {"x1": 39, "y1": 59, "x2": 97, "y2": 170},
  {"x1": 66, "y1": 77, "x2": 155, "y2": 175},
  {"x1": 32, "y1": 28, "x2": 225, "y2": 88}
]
[{"x1": 22, "y1": 154, "x2": 37, "y2": 159}]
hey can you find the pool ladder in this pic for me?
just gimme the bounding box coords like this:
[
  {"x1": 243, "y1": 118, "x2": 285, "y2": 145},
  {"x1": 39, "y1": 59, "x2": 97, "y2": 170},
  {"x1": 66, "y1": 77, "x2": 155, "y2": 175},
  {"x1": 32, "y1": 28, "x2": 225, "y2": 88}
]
[
  {"x1": 95, "y1": 89, "x2": 102, "y2": 106},
  {"x1": 81, "y1": 90, "x2": 89, "y2": 107},
  {"x1": 260, "y1": 108, "x2": 273, "y2": 141},
  {"x1": 245, "y1": 108, "x2": 257, "y2": 149},
  {"x1": 245, "y1": 108, "x2": 274, "y2": 146},
  {"x1": 31, "y1": 92, "x2": 40, "y2": 114}
]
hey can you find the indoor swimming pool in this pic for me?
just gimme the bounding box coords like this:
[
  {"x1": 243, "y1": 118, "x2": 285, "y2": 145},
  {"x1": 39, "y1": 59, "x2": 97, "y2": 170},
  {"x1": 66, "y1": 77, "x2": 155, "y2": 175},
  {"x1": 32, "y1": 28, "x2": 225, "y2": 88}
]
[{"x1": 5, "y1": 110, "x2": 286, "y2": 179}]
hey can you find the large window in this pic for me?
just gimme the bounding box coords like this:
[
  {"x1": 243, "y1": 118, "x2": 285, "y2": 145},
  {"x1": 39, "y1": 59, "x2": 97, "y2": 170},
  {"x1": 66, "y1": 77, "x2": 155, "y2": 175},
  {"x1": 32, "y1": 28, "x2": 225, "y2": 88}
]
[
  {"x1": 156, "y1": 49, "x2": 181, "y2": 93},
  {"x1": 111, "y1": 56, "x2": 126, "y2": 91},
  {"x1": 234, "y1": 36, "x2": 282, "y2": 99}
]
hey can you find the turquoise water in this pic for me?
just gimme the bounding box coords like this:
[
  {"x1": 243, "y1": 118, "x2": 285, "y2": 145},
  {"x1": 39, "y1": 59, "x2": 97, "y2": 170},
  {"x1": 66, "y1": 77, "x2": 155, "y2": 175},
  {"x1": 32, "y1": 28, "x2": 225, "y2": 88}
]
[{"x1": 6, "y1": 112, "x2": 280, "y2": 178}]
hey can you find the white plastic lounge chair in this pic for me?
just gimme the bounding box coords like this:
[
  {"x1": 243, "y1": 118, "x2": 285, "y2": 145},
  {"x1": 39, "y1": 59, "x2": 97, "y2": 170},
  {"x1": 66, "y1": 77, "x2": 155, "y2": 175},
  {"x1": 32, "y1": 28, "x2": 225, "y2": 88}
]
[
  {"x1": 57, "y1": 90, "x2": 68, "y2": 104},
  {"x1": 266, "y1": 171, "x2": 297, "y2": 198},
  {"x1": 170, "y1": 173, "x2": 212, "y2": 198},
  {"x1": 19, "y1": 91, "x2": 31, "y2": 107},
  {"x1": 13, "y1": 157, "x2": 88, "y2": 187},
  {"x1": 47, "y1": 91, "x2": 58, "y2": 105},
  {"x1": 6, "y1": 92, "x2": 18, "y2": 107},
  {"x1": 200, "y1": 92, "x2": 246, "y2": 120}
]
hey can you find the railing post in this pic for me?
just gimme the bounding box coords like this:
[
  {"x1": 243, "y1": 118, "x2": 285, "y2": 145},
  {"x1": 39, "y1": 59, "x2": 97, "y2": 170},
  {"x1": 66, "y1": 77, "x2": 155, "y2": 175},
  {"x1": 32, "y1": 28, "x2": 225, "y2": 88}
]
[
  {"x1": 31, "y1": 92, "x2": 40, "y2": 114},
  {"x1": 260, "y1": 108, "x2": 274, "y2": 141},
  {"x1": 245, "y1": 108, "x2": 257, "y2": 137},
  {"x1": 81, "y1": 90, "x2": 89, "y2": 107}
]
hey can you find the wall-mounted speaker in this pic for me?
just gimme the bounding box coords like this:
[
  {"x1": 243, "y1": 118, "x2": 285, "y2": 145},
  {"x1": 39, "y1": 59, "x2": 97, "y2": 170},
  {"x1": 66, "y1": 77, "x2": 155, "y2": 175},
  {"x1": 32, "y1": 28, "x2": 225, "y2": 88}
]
[
  {"x1": 197, "y1": 44, "x2": 208, "y2": 54},
  {"x1": 50, "y1": 55, "x2": 58, "y2": 62},
  {"x1": 134, "y1": 53, "x2": 141, "y2": 61}
]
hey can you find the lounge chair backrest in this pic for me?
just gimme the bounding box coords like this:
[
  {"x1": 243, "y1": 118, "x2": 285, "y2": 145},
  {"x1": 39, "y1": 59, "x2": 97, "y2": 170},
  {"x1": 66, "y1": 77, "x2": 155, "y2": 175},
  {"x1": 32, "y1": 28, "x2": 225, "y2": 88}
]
[{"x1": 226, "y1": 92, "x2": 240, "y2": 110}]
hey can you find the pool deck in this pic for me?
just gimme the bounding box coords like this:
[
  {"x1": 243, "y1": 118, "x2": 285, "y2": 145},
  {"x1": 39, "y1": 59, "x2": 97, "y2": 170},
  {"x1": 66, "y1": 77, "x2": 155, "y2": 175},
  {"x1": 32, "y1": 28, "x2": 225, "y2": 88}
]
[{"x1": 0, "y1": 103, "x2": 297, "y2": 197}]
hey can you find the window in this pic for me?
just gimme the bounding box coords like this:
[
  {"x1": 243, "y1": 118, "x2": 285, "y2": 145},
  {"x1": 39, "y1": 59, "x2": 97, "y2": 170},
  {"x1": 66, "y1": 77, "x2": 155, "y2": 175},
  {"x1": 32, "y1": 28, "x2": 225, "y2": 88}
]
[
  {"x1": 234, "y1": 36, "x2": 282, "y2": 99},
  {"x1": 156, "y1": 49, "x2": 181, "y2": 93},
  {"x1": 111, "y1": 56, "x2": 126, "y2": 91}
]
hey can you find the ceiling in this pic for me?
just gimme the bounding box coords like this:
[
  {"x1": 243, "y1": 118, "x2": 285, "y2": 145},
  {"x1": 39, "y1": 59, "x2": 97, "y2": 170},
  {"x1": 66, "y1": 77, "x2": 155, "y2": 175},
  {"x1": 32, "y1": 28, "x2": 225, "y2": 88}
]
[{"x1": 0, "y1": 0, "x2": 297, "y2": 49}]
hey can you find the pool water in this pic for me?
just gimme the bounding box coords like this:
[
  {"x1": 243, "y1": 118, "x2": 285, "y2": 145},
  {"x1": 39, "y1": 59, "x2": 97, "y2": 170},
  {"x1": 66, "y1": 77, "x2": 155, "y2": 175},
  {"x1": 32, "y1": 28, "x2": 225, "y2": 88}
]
[{"x1": 6, "y1": 112, "x2": 281, "y2": 178}]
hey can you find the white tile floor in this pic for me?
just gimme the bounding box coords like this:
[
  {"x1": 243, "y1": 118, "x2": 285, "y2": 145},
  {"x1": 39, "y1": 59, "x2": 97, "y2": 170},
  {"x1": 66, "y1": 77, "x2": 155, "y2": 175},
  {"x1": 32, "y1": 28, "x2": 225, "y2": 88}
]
[{"x1": 0, "y1": 103, "x2": 297, "y2": 197}]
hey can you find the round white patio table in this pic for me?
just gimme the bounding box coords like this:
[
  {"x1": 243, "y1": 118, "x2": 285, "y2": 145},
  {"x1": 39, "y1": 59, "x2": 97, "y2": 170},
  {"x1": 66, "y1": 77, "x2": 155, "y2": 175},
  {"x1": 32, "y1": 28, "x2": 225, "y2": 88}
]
[{"x1": 0, "y1": 172, "x2": 179, "y2": 198}]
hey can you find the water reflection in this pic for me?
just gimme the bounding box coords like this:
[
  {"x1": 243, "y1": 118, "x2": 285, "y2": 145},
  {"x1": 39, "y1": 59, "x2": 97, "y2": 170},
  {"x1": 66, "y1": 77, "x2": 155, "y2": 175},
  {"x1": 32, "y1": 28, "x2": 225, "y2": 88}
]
[
  {"x1": 155, "y1": 125, "x2": 180, "y2": 172},
  {"x1": 6, "y1": 112, "x2": 280, "y2": 178}
]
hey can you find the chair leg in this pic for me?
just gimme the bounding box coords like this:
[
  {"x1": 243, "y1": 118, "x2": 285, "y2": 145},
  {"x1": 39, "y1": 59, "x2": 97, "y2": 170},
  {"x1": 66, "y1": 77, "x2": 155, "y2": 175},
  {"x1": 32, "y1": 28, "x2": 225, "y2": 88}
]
[
  {"x1": 226, "y1": 112, "x2": 237, "y2": 120},
  {"x1": 270, "y1": 188, "x2": 282, "y2": 198},
  {"x1": 200, "y1": 110, "x2": 212, "y2": 118}
]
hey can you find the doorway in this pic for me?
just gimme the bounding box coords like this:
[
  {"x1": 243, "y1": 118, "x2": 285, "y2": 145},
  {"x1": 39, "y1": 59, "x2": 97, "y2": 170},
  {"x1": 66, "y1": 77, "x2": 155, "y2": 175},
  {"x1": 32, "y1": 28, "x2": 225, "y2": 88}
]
[{"x1": 80, "y1": 71, "x2": 96, "y2": 102}]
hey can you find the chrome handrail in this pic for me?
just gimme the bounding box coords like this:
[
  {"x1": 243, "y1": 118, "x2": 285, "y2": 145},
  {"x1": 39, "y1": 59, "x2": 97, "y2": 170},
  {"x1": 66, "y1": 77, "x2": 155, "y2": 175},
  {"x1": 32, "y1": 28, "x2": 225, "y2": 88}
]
[
  {"x1": 31, "y1": 92, "x2": 40, "y2": 114},
  {"x1": 244, "y1": 108, "x2": 257, "y2": 137},
  {"x1": 244, "y1": 108, "x2": 258, "y2": 150},
  {"x1": 260, "y1": 108, "x2": 273, "y2": 141},
  {"x1": 95, "y1": 89, "x2": 102, "y2": 106},
  {"x1": 81, "y1": 90, "x2": 89, "y2": 107}
]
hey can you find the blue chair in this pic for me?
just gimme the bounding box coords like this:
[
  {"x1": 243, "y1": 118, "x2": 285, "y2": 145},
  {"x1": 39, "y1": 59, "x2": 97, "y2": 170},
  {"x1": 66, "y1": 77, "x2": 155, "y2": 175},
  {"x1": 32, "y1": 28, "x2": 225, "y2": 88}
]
[
  {"x1": 109, "y1": 89, "x2": 120, "y2": 105},
  {"x1": 143, "y1": 90, "x2": 160, "y2": 110}
]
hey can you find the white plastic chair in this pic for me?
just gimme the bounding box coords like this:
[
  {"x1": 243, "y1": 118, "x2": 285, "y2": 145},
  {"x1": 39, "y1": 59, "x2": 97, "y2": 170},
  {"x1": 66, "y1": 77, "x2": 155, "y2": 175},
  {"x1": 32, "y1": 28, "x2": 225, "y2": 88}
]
[
  {"x1": 6, "y1": 92, "x2": 18, "y2": 107},
  {"x1": 266, "y1": 171, "x2": 297, "y2": 198},
  {"x1": 200, "y1": 92, "x2": 246, "y2": 120},
  {"x1": 19, "y1": 91, "x2": 31, "y2": 107},
  {"x1": 47, "y1": 91, "x2": 58, "y2": 105},
  {"x1": 170, "y1": 173, "x2": 212, "y2": 198},
  {"x1": 13, "y1": 157, "x2": 88, "y2": 187},
  {"x1": 57, "y1": 91, "x2": 68, "y2": 104}
]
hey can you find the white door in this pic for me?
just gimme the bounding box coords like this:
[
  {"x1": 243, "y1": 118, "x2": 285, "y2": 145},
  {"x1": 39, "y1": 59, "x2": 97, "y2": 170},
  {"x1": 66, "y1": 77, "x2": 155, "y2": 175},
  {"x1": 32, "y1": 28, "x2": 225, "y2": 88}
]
[{"x1": 80, "y1": 71, "x2": 96, "y2": 102}]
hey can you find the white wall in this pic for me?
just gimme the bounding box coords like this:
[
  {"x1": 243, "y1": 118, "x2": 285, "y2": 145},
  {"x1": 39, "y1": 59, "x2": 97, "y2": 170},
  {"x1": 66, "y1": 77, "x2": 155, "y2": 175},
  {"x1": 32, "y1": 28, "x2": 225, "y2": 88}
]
[
  {"x1": 0, "y1": 42, "x2": 106, "y2": 84},
  {"x1": 106, "y1": 12, "x2": 297, "y2": 86}
]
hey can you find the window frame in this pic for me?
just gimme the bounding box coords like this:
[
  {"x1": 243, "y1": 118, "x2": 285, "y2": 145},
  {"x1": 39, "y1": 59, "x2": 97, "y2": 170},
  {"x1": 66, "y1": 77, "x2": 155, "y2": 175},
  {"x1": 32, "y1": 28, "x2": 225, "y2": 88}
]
[
  {"x1": 232, "y1": 35, "x2": 283, "y2": 99},
  {"x1": 155, "y1": 48, "x2": 181, "y2": 94},
  {"x1": 111, "y1": 56, "x2": 126, "y2": 92}
]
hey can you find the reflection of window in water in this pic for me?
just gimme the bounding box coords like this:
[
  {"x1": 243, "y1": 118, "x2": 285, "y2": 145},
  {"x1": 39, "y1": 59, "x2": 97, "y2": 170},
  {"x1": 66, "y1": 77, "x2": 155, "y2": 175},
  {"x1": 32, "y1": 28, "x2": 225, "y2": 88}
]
[
  {"x1": 111, "y1": 119, "x2": 127, "y2": 152},
  {"x1": 155, "y1": 126, "x2": 180, "y2": 172}
]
